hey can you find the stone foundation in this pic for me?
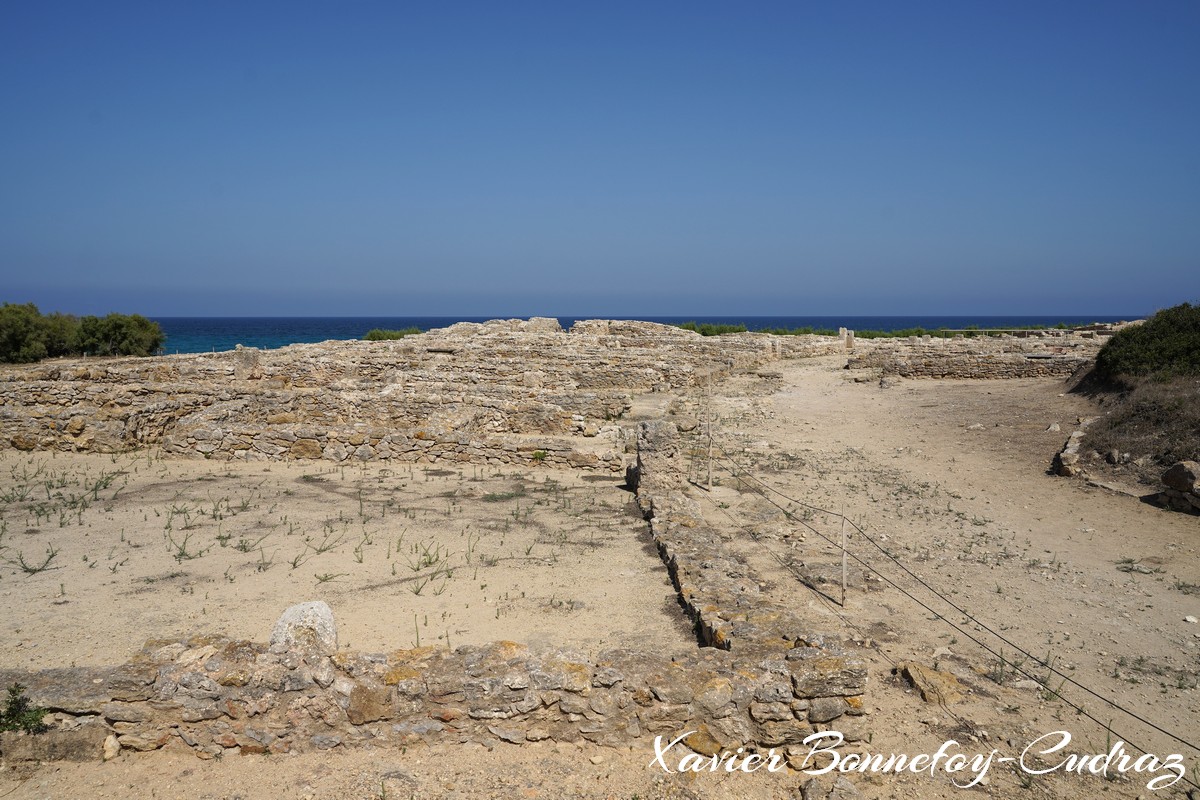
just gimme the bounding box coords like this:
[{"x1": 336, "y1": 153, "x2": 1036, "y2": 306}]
[
  {"x1": 0, "y1": 397, "x2": 866, "y2": 764},
  {"x1": 1, "y1": 319, "x2": 838, "y2": 469},
  {"x1": 846, "y1": 334, "x2": 1103, "y2": 379},
  {"x1": 0, "y1": 631, "x2": 865, "y2": 762}
]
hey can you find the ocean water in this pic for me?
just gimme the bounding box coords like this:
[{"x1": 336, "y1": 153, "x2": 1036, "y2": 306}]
[{"x1": 152, "y1": 315, "x2": 1138, "y2": 355}]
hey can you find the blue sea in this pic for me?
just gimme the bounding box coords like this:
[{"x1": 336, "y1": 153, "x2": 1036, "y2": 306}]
[{"x1": 152, "y1": 315, "x2": 1138, "y2": 355}]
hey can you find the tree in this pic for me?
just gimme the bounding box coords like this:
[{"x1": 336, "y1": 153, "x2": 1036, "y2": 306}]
[
  {"x1": 41, "y1": 312, "x2": 78, "y2": 357},
  {"x1": 76, "y1": 314, "x2": 164, "y2": 357},
  {"x1": 0, "y1": 303, "x2": 49, "y2": 363},
  {"x1": 0, "y1": 304, "x2": 164, "y2": 362}
]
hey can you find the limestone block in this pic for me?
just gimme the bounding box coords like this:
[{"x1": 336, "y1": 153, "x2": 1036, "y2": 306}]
[{"x1": 270, "y1": 601, "x2": 338, "y2": 655}]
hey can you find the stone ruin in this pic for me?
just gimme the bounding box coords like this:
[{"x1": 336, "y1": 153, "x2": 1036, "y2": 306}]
[
  {"x1": 2, "y1": 318, "x2": 1119, "y2": 469},
  {"x1": 845, "y1": 330, "x2": 1106, "y2": 380},
  {"x1": 0, "y1": 319, "x2": 841, "y2": 471},
  {"x1": 0, "y1": 319, "x2": 868, "y2": 766},
  {"x1": 0, "y1": 318, "x2": 1125, "y2": 766},
  {"x1": 0, "y1": 418, "x2": 867, "y2": 766}
]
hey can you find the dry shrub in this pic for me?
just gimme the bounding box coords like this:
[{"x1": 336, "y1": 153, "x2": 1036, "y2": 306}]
[{"x1": 1082, "y1": 376, "x2": 1200, "y2": 484}]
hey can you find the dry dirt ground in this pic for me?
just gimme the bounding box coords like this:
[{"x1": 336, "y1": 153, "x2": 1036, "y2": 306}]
[
  {"x1": 0, "y1": 458, "x2": 693, "y2": 667},
  {"x1": 2, "y1": 354, "x2": 1198, "y2": 799}
]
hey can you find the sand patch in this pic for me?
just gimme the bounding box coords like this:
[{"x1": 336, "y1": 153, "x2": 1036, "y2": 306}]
[{"x1": 0, "y1": 453, "x2": 695, "y2": 669}]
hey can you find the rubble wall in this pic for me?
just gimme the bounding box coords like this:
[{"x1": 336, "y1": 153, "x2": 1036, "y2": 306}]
[
  {"x1": 0, "y1": 415, "x2": 867, "y2": 764},
  {"x1": 846, "y1": 334, "x2": 1102, "y2": 379},
  {"x1": 1, "y1": 319, "x2": 835, "y2": 468}
]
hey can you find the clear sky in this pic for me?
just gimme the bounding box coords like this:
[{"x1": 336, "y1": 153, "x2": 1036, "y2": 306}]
[{"x1": 2, "y1": 1, "x2": 1197, "y2": 317}]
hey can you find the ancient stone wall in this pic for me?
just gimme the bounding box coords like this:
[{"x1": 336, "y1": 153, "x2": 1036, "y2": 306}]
[
  {"x1": 0, "y1": 413, "x2": 866, "y2": 764},
  {"x1": 2, "y1": 319, "x2": 838, "y2": 468},
  {"x1": 0, "y1": 629, "x2": 864, "y2": 762},
  {"x1": 846, "y1": 334, "x2": 1102, "y2": 379},
  {"x1": 632, "y1": 421, "x2": 855, "y2": 651}
]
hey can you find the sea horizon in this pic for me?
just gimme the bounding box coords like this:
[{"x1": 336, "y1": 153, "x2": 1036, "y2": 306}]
[{"x1": 151, "y1": 314, "x2": 1142, "y2": 355}]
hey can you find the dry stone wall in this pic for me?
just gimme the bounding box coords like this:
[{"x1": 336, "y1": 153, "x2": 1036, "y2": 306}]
[
  {"x1": 632, "y1": 421, "x2": 856, "y2": 652},
  {"x1": 1, "y1": 319, "x2": 836, "y2": 470},
  {"x1": 0, "y1": 630, "x2": 865, "y2": 763},
  {"x1": 846, "y1": 333, "x2": 1103, "y2": 379},
  {"x1": 0, "y1": 411, "x2": 866, "y2": 765}
]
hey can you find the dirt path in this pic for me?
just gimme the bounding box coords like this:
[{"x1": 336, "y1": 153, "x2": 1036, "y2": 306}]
[{"x1": 696, "y1": 355, "x2": 1199, "y2": 799}]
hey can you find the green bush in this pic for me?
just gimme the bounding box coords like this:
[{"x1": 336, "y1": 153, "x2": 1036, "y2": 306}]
[
  {"x1": 0, "y1": 303, "x2": 50, "y2": 363},
  {"x1": 856, "y1": 327, "x2": 939, "y2": 339},
  {"x1": 363, "y1": 327, "x2": 422, "y2": 341},
  {"x1": 0, "y1": 683, "x2": 47, "y2": 734},
  {"x1": 675, "y1": 322, "x2": 747, "y2": 336},
  {"x1": 757, "y1": 325, "x2": 839, "y2": 336},
  {"x1": 0, "y1": 303, "x2": 164, "y2": 363},
  {"x1": 1094, "y1": 302, "x2": 1200, "y2": 381},
  {"x1": 75, "y1": 313, "x2": 164, "y2": 357}
]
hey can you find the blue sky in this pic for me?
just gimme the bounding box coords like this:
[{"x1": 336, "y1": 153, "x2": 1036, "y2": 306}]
[{"x1": 1, "y1": 1, "x2": 1197, "y2": 316}]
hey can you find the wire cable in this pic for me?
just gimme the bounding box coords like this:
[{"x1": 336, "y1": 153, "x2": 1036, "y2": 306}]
[
  {"x1": 711, "y1": 456, "x2": 1200, "y2": 790},
  {"x1": 718, "y1": 453, "x2": 1200, "y2": 756}
]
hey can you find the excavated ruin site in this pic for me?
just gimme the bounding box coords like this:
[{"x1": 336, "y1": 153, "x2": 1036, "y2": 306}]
[{"x1": 1, "y1": 319, "x2": 1197, "y2": 800}]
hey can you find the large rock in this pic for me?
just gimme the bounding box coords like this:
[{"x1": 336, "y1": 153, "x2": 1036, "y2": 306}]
[
  {"x1": 1162, "y1": 461, "x2": 1200, "y2": 493},
  {"x1": 0, "y1": 664, "x2": 157, "y2": 714},
  {"x1": 270, "y1": 601, "x2": 338, "y2": 654},
  {"x1": 896, "y1": 662, "x2": 963, "y2": 705},
  {"x1": 347, "y1": 681, "x2": 392, "y2": 724},
  {"x1": 290, "y1": 438, "x2": 324, "y2": 459}
]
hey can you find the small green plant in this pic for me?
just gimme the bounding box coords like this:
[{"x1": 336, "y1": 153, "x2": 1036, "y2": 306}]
[
  {"x1": 309, "y1": 530, "x2": 344, "y2": 555},
  {"x1": 987, "y1": 649, "x2": 1026, "y2": 685},
  {"x1": 11, "y1": 544, "x2": 60, "y2": 575},
  {"x1": 0, "y1": 683, "x2": 48, "y2": 733},
  {"x1": 235, "y1": 533, "x2": 270, "y2": 553},
  {"x1": 166, "y1": 530, "x2": 206, "y2": 562},
  {"x1": 402, "y1": 538, "x2": 445, "y2": 572},
  {"x1": 531, "y1": 450, "x2": 547, "y2": 463}
]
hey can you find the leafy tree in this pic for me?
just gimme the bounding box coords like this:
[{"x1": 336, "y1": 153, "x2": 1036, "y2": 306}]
[
  {"x1": 41, "y1": 312, "x2": 79, "y2": 357},
  {"x1": 76, "y1": 314, "x2": 164, "y2": 356},
  {"x1": 675, "y1": 322, "x2": 748, "y2": 335},
  {"x1": 0, "y1": 303, "x2": 49, "y2": 363},
  {"x1": 0, "y1": 304, "x2": 165, "y2": 362}
]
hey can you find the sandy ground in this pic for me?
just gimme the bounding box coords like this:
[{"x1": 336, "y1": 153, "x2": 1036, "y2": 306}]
[
  {"x1": 0, "y1": 458, "x2": 693, "y2": 667},
  {"x1": 2, "y1": 354, "x2": 1198, "y2": 799}
]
